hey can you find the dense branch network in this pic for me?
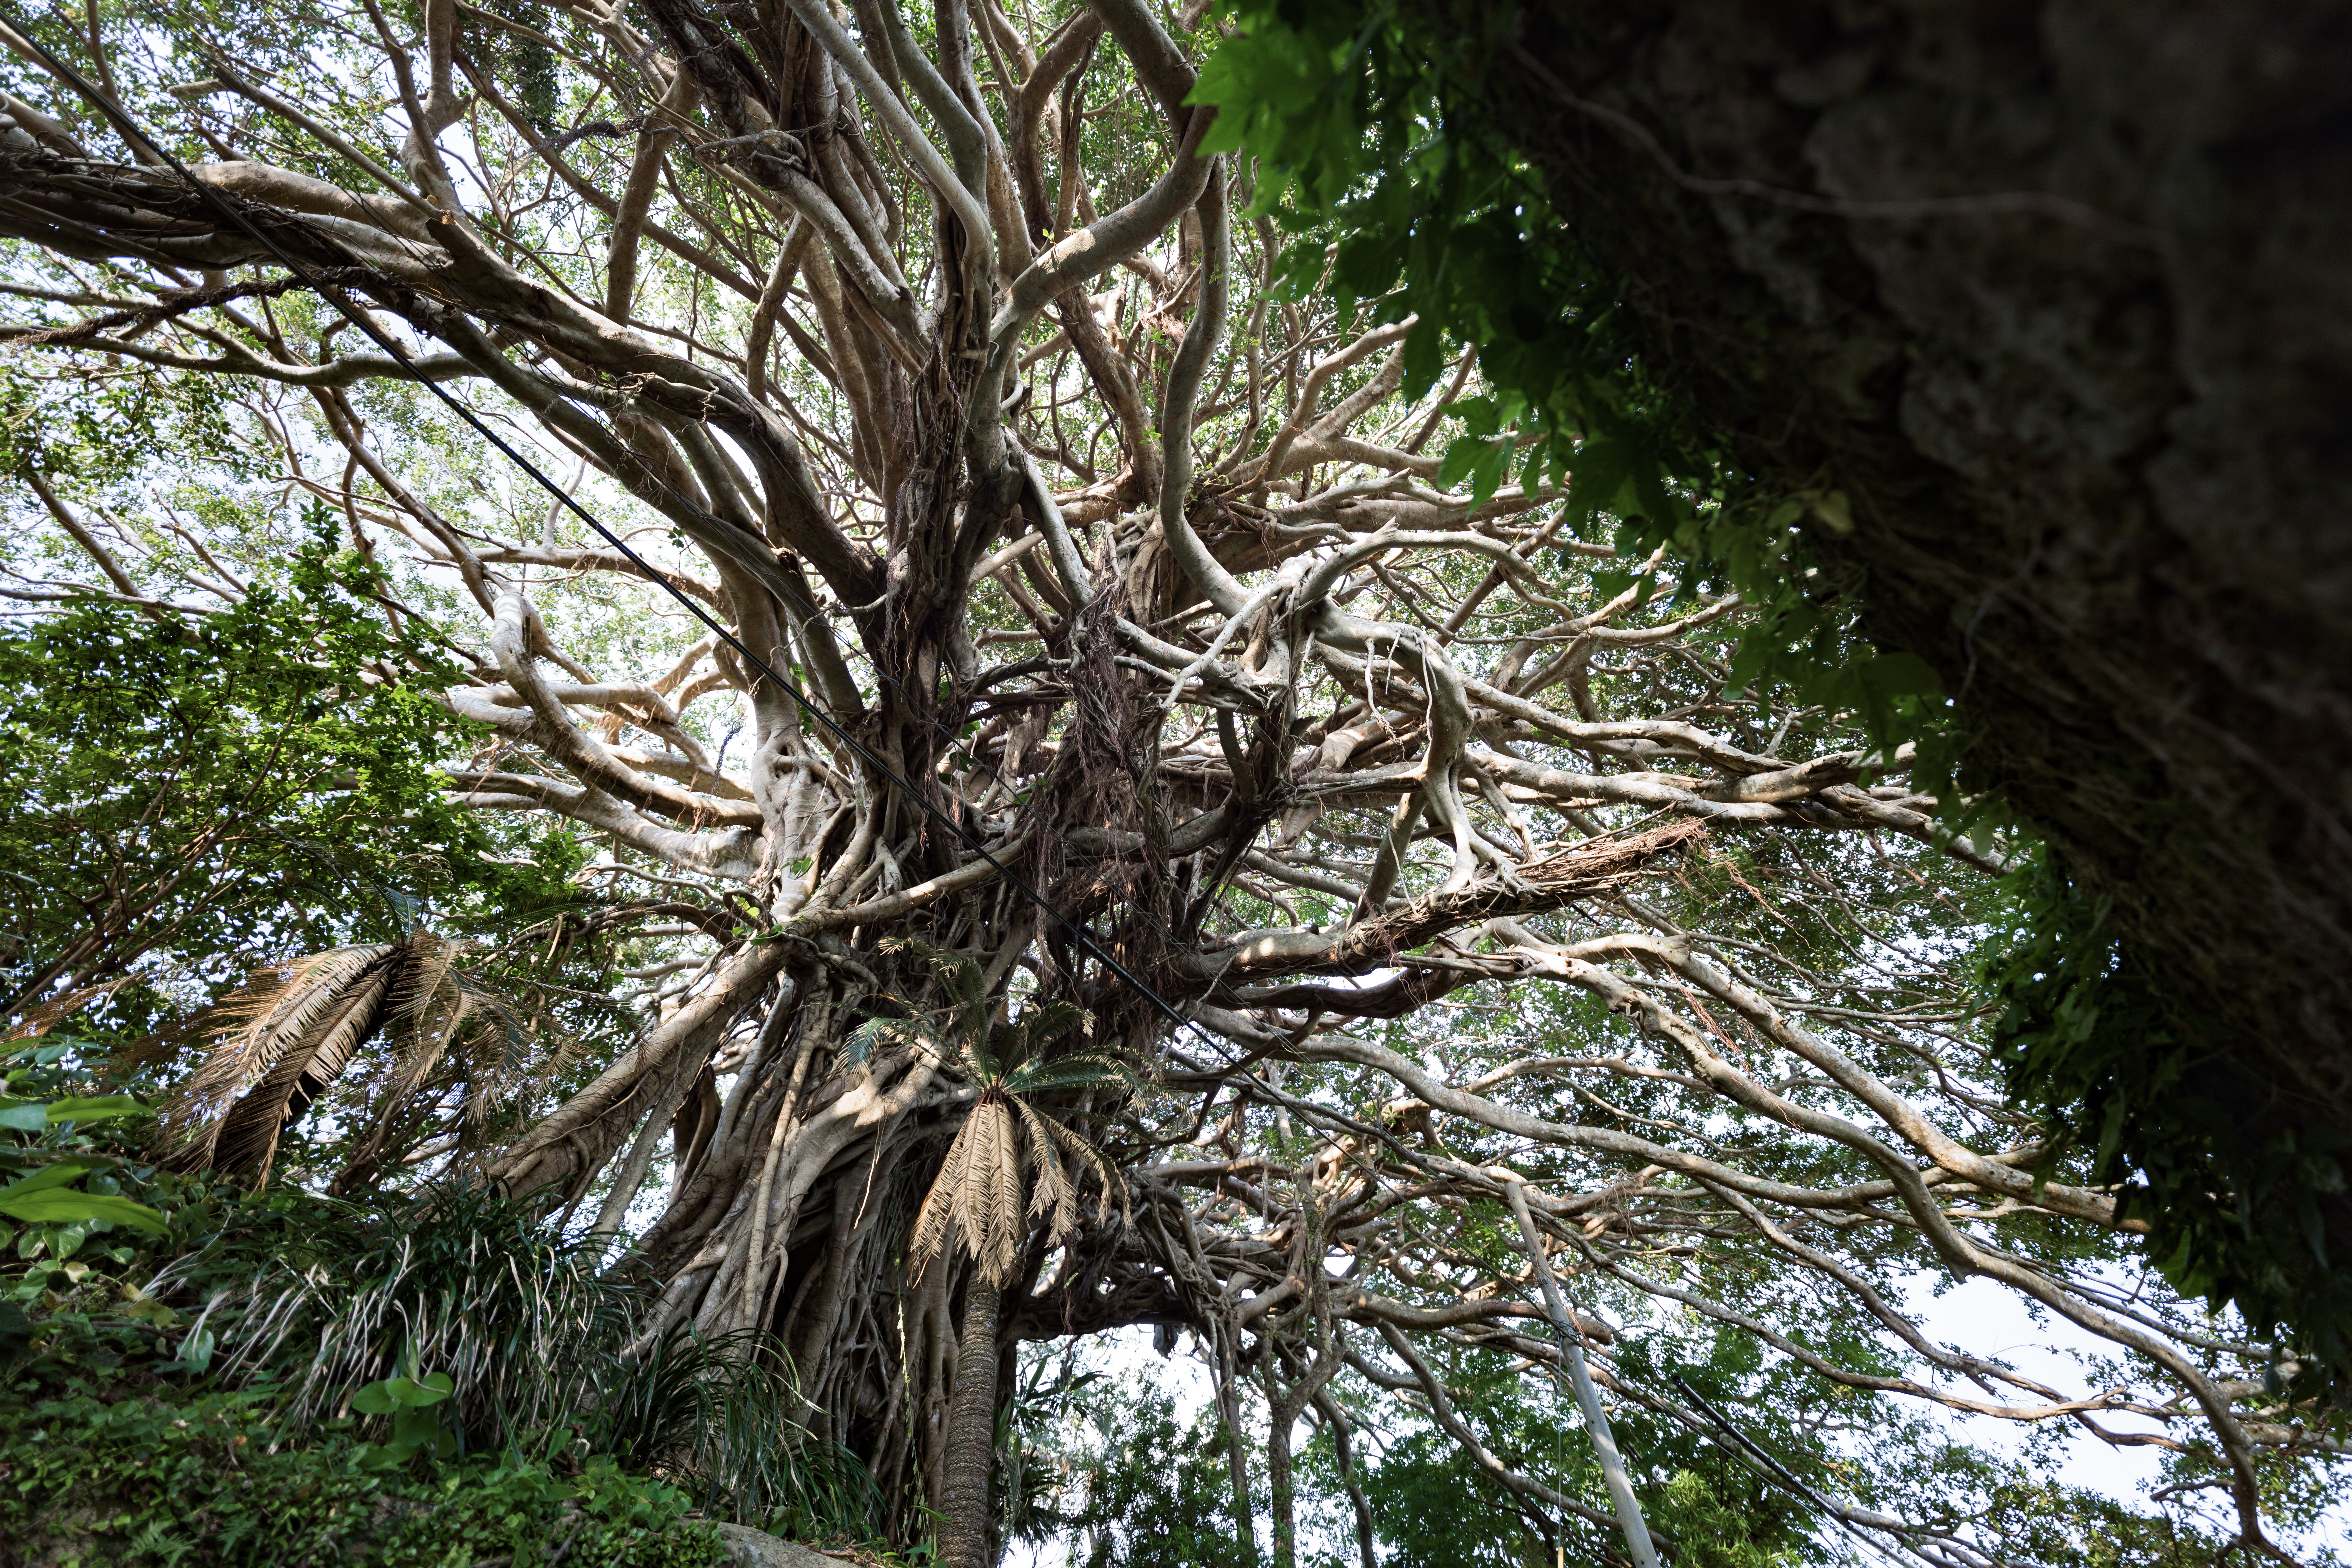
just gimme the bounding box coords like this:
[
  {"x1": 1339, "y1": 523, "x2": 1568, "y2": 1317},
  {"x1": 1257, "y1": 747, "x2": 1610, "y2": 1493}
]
[{"x1": 0, "y1": 0, "x2": 2334, "y2": 1561}]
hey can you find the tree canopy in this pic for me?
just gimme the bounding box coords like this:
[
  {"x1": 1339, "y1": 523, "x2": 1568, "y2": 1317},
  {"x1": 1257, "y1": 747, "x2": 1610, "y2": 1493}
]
[
  {"x1": 1182, "y1": 0, "x2": 2352, "y2": 1378},
  {"x1": 0, "y1": 0, "x2": 2343, "y2": 1563}
]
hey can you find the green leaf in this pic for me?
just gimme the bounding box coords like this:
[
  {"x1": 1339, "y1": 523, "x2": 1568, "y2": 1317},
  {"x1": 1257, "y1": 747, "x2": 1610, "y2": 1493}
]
[
  {"x1": 42, "y1": 1094, "x2": 149, "y2": 1123},
  {"x1": 1722, "y1": 632, "x2": 1773, "y2": 699},
  {"x1": 390, "y1": 1371, "x2": 455, "y2": 1407},
  {"x1": 1564, "y1": 438, "x2": 1633, "y2": 532},
  {"x1": 1452, "y1": 394, "x2": 1501, "y2": 438},
  {"x1": 1437, "y1": 433, "x2": 1484, "y2": 491},
  {"x1": 351, "y1": 1379, "x2": 400, "y2": 1416},
  {"x1": 0, "y1": 1188, "x2": 167, "y2": 1234},
  {"x1": 1468, "y1": 440, "x2": 1511, "y2": 509},
  {"x1": 0, "y1": 1102, "x2": 46, "y2": 1131},
  {"x1": 0, "y1": 1160, "x2": 100, "y2": 1199}
]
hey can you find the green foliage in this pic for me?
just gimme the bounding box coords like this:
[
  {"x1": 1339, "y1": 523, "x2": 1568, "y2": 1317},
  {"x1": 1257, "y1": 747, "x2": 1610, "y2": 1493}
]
[
  {"x1": 3, "y1": 1155, "x2": 881, "y2": 1545},
  {"x1": 996, "y1": 1352, "x2": 1103, "y2": 1551},
  {"x1": 1344, "y1": 1321, "x2": 1824, "y2": 1568},
  {"x1": 0, "y1": 1042, "x2": 181, "y2": 1324},
  {"x1": 594, "y1": 1321, "x2": 884, "y2": 1541},
  {"x1": 1342, "y1": 1427, "x2": 1526, "y2": 1568},
  {"x1": 0, "y1": 1169, "x2": 161, "y2": 1235},
  {"x1": 0, "y1": 1387, "x2": 724, "y2": 1568},
  {"x1": 349, "y1": 1367, "x2": 462, "y2": 1466},
  {"x1": 0, "y1": 528, "x2": 861, "y2": 1541},
  {"x1": 1961, "y1": 1473, "x2": 2253, "y2": 1568},
  {"x1": 154, "y1": 1184, "x2": 643, "y2": 1454},
  {"x1": 1651, "y1": 1470, "x2": 1804, "y2": 1568},
  {"x1": 1989, "y1": 847, "x2": 2352, "y2": 1390},
  {"x1": 1, "y1": 1045, "x2": 167, "y2": 1242},
  {"x1": 1049, "y1": 1386, "x2": 1250, "y2": 1568},
  {"x1": 0, "y1": 530, "x2": 585, "y2": 1030},
  {"x1": 464, "y1": 0, "x2": 564, "y2": 128},
  {"x1": 1190, "y1": 0, "x2": 1949, "y2": 767},
  {"x1": 0, "y1": 332, "x2": 262, "y2": 489}
]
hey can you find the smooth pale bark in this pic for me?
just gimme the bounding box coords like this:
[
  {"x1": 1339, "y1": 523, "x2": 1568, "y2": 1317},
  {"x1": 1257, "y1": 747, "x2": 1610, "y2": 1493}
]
[{"x1": 1505, "y1": 1180, "x2": 1658, "y2": 1568}]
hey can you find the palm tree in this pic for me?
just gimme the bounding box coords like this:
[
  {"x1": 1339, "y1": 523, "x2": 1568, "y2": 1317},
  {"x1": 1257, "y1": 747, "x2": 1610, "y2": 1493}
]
[
  {"x1": 158, "y1": 929, "x2": 540, "y2": 1189},
  {"x1": 851, "y1": 947, "x2": 1133, "y2": 1568}
]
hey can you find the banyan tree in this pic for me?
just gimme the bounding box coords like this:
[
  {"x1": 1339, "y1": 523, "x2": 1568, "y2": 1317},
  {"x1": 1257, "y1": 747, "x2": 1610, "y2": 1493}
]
[{"x1": 0, "y1": 1, "x2": 2338, "y2": 1562}]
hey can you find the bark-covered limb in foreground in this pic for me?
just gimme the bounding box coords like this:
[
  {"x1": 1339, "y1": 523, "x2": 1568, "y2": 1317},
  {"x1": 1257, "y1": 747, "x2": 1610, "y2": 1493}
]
[
  {"x1": 0, "y1": 1, "x2": 2336, "y2": 1559},
  {"x1": 1445, "y1": 0, "x2": 2352, "y2": 1378}
]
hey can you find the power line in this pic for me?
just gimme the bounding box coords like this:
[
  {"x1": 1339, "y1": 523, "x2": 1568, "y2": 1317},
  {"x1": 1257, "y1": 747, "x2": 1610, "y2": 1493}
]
[
  {"x1": 1669, "y1": 1374, "x2": 1926, "y2": 1568},
  {"x1": 1, "y1": 12, "x2": 1237, "y2": 1059}
]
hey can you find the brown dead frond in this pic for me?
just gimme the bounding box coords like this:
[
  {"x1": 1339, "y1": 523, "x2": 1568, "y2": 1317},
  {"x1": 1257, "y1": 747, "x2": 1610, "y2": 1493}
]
[
  {"x1": 161, "y1": 942, "x2": 406, "y2": 1181},
  {"x1": 2, "y1": 976, "x2": 134, "y2": 1044},
  {"x1": 157, "y1": 929, "x2": 567, "y2": 1190}
]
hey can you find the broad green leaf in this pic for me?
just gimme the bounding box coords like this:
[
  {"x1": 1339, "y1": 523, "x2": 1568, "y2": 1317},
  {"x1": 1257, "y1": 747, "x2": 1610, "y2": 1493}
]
[
  {"x1": 0, "y1": 1160, "x2": 99, "y2": 1199},
  {"x1": 170, "y1": 1328, "x2": 215, "y2": 1374},
  {"x1": 1468, "y1": 439, "x2": 1511, "y2": 509},
  {"x1": 1564, "y1": 438, "x2": 1632, "y2": 531},
  {"x1": 42, "y1": 1094, "x2": 149, "y2": 1123},
  {"x1": 390, "y1": 1371, "x2": 455, "y2": 1407},
  {"x1": 0, "y1": 1188, "x2": 167, "y2": 1234}
]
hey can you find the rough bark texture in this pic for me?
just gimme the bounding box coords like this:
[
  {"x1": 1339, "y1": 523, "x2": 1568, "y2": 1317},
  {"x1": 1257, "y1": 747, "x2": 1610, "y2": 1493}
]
[
  {"x1": 1479, "y1": 0, "x2": 2352, "y2": 1197},
  {"x1": 939, "y1": 1276, "x2": 1002, "y2": 1568}
]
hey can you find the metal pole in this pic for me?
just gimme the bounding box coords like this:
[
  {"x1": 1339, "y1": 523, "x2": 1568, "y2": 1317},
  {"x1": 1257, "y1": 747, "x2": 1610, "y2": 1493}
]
[{"x1": 1505, "y1": 1179, "x2": 1661, "y2": 1568}]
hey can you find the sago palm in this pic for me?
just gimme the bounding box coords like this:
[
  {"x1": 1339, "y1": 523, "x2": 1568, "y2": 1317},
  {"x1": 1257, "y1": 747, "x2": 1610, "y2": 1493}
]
[
  {"x1": 158, "y1": 929, "x2": 540, "y2": 1188},
  {"x1": 849, "y1": 946, "x2": 1134, "y2": 1568}
]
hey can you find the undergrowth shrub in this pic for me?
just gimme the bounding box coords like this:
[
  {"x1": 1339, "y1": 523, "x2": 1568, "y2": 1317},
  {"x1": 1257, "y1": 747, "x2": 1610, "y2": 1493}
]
[
  {"x1": 5, "y1": 1078, "x2": 883, "y2": 1553},
  {"x1": 0, "y1": 1387, "x2": 722, "y2": 1568}
]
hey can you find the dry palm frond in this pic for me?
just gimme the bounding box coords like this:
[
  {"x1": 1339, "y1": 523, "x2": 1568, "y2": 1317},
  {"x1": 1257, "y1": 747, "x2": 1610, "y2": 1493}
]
[
  {"x1": 909, "y1": 1101, "x2": 979, "y2": 1269},
  {"x1": 904, "y1": 994, "x2": 1134, "y2": 1286},
  {"x1": 982, "y1": 1096, "x2": 1022, "y2": 1283},
  {"x1": 1027, "y1": 1101, "x2": 1127, "y2": 1226},
  {"x1": 451, "y1": 980, "x2": 551, "y2": 1125},
  {"x1": 207, "y1": 965, "x2": 398, "y2": 1181},
  {"x1": 363, "y1": 945, "x2": 535, "y2": 1134},
  {"x1": 2, "y1": 976, "x2": 133, "y2": 1044},
  {"x1": 912, "y1": 1094, "x2": 1026, "y2": 1287},
  {"x1": 331, "y1": 958, "x2": 496, "y2": 1188},
  {"x1": 383, "y1": 928, "x2": 463, "y2": 1023},
  {"x1": 349, "y1": 934, "x2": 472, "y2": 1121},
  {"x1": 960, "y1": 1097, "x2": 1010, "y2": 1284},
  {"x1": 1014, "y1": 1097, "x2": 1078, "y2": 1242},
  {"x1": 159, "y1": 929, "x2": 571, "y2": 1189},
  {"x1": 163, "y1": 941, "x2": 407, "y2": 1181},
  {"x1": 168, "y1": 944, "x2": 396, "y2": 1122}
]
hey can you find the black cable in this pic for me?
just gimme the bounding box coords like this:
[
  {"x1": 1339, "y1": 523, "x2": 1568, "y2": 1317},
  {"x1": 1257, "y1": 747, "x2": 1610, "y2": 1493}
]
[
  {"x1": 1670, "y1": 1374, "x2": 1927, "y2": 1568},
  {"x1": 2, "y1": 13, "x2": 1231, "y2": 1053}
]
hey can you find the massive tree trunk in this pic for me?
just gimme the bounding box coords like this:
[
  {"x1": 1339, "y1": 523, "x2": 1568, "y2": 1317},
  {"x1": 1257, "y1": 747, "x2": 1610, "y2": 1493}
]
[{"x1": 1468, "y1": 0, "x2": 2352, "y2": 1240}]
